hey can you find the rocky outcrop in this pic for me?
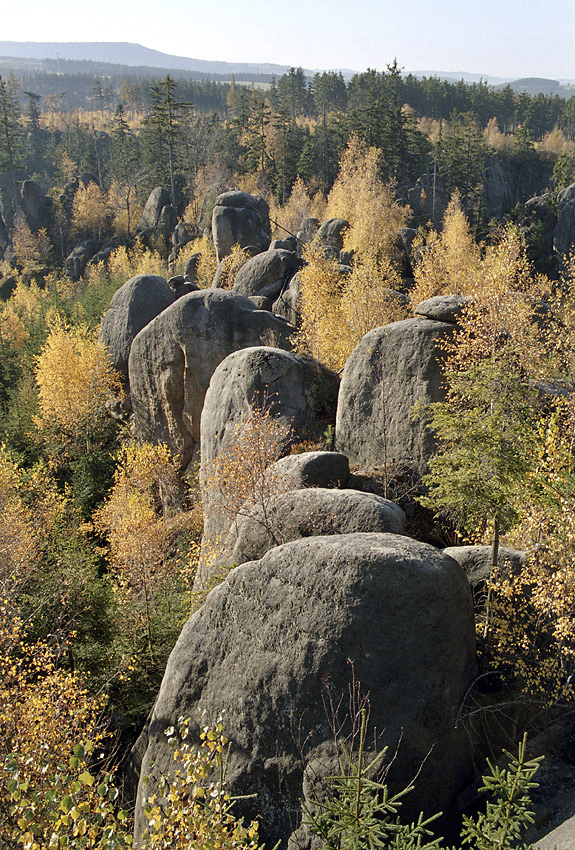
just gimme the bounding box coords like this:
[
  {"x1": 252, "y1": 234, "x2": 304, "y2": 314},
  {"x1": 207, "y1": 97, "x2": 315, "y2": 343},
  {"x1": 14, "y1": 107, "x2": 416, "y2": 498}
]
[
  {"x1": 554, "y1": 197, "x2": 575, "y2": 259},
  {"x1": 335, "y1": 317, "x2": 456, "y2": 476},
  {"x1": 316, "y1": 217, "x2": 349, "y2": 257},
  {"x1": 133, "y1": 532, "x2": 476, "y2": 848},
  {"x1": 231, "y1": 248, "x2": 301, "y2": 301},
  {"x1": 128, "y1": 292, "x2": 293, "y2": 468},
  {"x1": 442, "y1": 545, "x2": 527, "y2": 608},
  {"x1": 64, "y1": 239, "x2": 100, "y2": 281},
  {"x1": 98, "y1": 274, "x2": 175, "y2": 381},
  {"x1": 20, "y1": 179, "x2": 48, "y2": 232},
  {"x1": 226, "y1": 488, "x2": 407, "y2": 566},
  {"x1": 211, "y1": 191, "x2": 271, "y2": 262},
  {"x1": 414, "y1": 294, "x2": 472, "y2": 324},
  {"x1": 198, "y1": 346, "x2": 339, "y2": 578},
  {"x1": 267, "y1": 450, "x2": 350, "y2": 491},
  {"x1": 137, "y1": 187, "x2": 171, "y2": 234}
]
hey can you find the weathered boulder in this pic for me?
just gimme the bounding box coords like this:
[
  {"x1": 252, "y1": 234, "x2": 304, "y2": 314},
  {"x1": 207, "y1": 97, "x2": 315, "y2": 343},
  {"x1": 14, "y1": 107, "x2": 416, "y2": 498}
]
[
  {"x1": 296, "y1": 216, "x2": 320, "y2": 256},
  {"x1": 212, "y1": 190, "x2": 271, "y2": 262},
  {"x1": 268, "y1": 450, "x2": 349, "y2": 491},
  {"x1": 64, "y1": 239, "x2": 99, "y2": 281},
  {"x1": 554, "y1": 198, "x2": 575, "y2": 258},
  {"x1": 137, "y1": 187, "x2": 171, "y2": 233},
  {"x1": 442, "y1": 545, "x2": 527, "y2": 608},
  {"x1": 172, "y1": 221, "x2": 193, "y2": 249},
  {"x1": 316, "y1": 217, "x2": 349, "y2": 256},
  {"x1": 232, "y1": 248, "x2": 301, "y2": 301},
  {"x1": 335, "y1": 317, "x2": 456, "y2": 476},
  {"x1": 0, "y1": 274, "x2": 16, "y2": 300},
  {"x1": 129, "y1": 292, "x2": 292, "y2": 467},
  {"x1": 184, "y1": 252, "x2": 201, "y2": 284},
  {"x1": 198, "y1": 346, "x2": 339, "y2": 575},
  {"x1": 271, "y1": 270, "x2": 301, "y2": 325},
  {"x1": 227, "y1": 488, "x2": 407, "y2": 566},
  {"x1": 270, "y1": 237, "x2": 297, "y2": 252},
  {"x1": 99, "y1": 274, "x2": 175, "y2": 381},
  {"x1": 20, "y1": 179, "x2": 48, "y2": 232},
  {"x1": 156, "y1": 203, "x2": 177, "y2": 240},
  {"x1": 134, "y1": 533, "x2": 476, "y2": 848},
  {"x1": 414, "y1": 294, "x2": 472, "y2": 324}
]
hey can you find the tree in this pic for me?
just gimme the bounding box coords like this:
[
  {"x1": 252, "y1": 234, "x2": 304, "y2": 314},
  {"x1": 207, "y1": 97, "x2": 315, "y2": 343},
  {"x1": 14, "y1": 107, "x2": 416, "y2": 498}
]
[
  {"x1": 143, "y1": 75, "x2": 193, "y2": 208},
  {"x1": 71, "y1": 180, "x2": 109, "y2": 240},
  {"x1": 0, "y1": 75, "x2": 23, "y2": 210}
]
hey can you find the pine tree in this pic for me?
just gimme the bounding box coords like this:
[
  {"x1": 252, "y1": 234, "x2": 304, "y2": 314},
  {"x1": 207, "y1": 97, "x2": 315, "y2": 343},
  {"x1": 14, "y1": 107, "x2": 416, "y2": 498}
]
[
  {"x1": 0, "y1": 75, "x2": 23, "y2": 210},
  {"x1": 143, "y1": 75, "x2": 193, "y2": 208}
]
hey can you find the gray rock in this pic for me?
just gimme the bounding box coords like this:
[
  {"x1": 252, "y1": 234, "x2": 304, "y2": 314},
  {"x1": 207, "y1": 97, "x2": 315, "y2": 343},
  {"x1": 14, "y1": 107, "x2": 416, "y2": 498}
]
[
  {"x1": 317, "y1": 217, "x2": 349, "y2": 255},
  {"x1": 442, "y1": 545, "x2": 527, "y2": 608},
  {"x1": 184, "y1": 252, "x2": 201, "y2": 284},
  {"x1": 270, "y1": 237, "x2": 297, "y2": 251},
  {"x1": 137, "y1": 187, "x2": 171, "y2": 232},
  {"x1": 64, "y1": 239, "x2": 99, "y2": 281},
  {"x1": 554, "y1": 198, "x2": 575, "y2": 258},
  {"x1": 156, "y1": 203, "x2": 177, "y2": 240},
  {"x1": 271, "y1": 270, "x2": 301, "y2": 325},
  {"x1": 212, "y1": 190, "x2": 271, "y2": 262},
  {"x1": 172, "y1": 221, "x2": 193, "y2": 248},
  {"x1": 227, "y1": 488, "x2": 407, "y2": 565},
  {"x1": 232, "y1": 248, "x2": 301, "y2": 301},
  {"x1": 133, "y1": 533, "x2": 476, "y2": 848},
  {"x1": 335, "y1": 317, "x2": 456, "y2": 476},
  {"x1": 128, "y1": 291, "x2": 293, "y2": 467},
  {"x1": 99, "y1": 274, "x2": 174, "y2": 381},
  {"x1": 414, "y1": 294, "x2": 472, "y2": 324},
  {"x1": 198, "y1": 347, "x2": 339, "y2": 576},
  {"x1": 20, "y1": 179, "x2": 47, "y2": 232},
  {"x1": 168, "y1": 274, "x2": 197, "y2": 298},
  {"x1": 296, "y1": 217, "x2": 320, "y2": 256},
  {"x1": 268, "y1": 450, "x2": 349, "y2": 490}
]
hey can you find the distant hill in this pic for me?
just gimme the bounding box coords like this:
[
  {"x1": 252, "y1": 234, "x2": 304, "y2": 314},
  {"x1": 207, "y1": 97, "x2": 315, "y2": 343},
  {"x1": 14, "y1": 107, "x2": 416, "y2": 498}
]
[
  {"x1": 500, "y1": 77, "x2": 575, "y2": 97},
  {"x1": 0, "y1": 41, "x2": 356, "y2": 80}
]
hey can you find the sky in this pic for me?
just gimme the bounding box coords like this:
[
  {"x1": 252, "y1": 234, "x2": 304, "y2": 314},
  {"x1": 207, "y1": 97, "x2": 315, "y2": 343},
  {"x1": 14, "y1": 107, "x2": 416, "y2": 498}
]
[{"x1": 4, "y1": 0, "x2": 575, "y2": 81}]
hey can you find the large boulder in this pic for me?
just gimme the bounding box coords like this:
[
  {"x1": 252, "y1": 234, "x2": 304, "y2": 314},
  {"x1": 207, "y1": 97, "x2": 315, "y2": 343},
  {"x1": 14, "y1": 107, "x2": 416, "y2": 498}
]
[
  {"x1": 20, "y1": 179, "x2": 48, "y2": 232},
  {"x1": 231, "y1": 249, "x2": 301, "y2": 301},
  {"x1": 134, "y1": 533, "x2": 476, "y2": 848},
  {"x1": 414, "y1": 294, "x2": 471, "y2": 324},
  {"x1": 335, "y1": 317, "x2": 456, "y2": 476},
  {"x1": 98, "y1": 274, "x2": 175, "y2": 381},
  {"x1": 272, "y1": 270, "x2": 301, "y2": 325},
  {"x1": 442, "y1": 545, "x2": 527, "y2": 608},
  {"x1": 554, "y1": 198, "x2": 575, "y2": 259},
  {"x1": 316, "y1": 217, "x2": 349, "y2": 256},
  {"x1": 227, "y1": 487, "x2": 407, "y2": 566},
  {"x1": 268, "y1": 450, "x2": 350, "y2": 490},
  {"x1": 137, "y1": 187, "x2": 171, "y2": 233},
  {"x1": 128, "y1": 291, "x2": 292, "y2": 467},
  {"x1": 198, "y1": 346, "x2": 339, "y2": 578},
  {"x1": 212, "y1": 190, "x2": 271, "y2": 262}
]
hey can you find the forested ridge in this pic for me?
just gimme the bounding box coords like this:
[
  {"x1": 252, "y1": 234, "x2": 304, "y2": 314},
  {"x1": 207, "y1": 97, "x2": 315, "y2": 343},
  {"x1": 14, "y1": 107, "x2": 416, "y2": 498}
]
[{"x1": 1, "y1": 61, "x2": 575, "y2": 847}]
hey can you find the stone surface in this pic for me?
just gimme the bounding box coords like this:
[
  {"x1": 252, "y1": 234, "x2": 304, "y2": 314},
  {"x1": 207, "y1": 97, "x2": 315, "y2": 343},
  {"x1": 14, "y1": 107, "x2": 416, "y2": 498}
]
[
  {"x1": 20, "y1": 179, "x2": 48, "y2": 232},
  {"x1": 316, "y1": 217, "x2": 349, "y2": 255},
  {"x1": 227, "y1": 487, "x2": 407, "y2": 566},
  {"x1": 212, "y1": 190, "x2": 271, "y2": 262},
  {"x1": 134, "y1": 532, "x2": 476, "y2": 848},
  {"x1": 232, "y1": 248, "x2": 301, "y2": 301},
  {"x1": 268, "y1": 450, "x2": 350, "y2": 491},
  {"x1": 99, "y1": 274, "x2": 174, "y2": 381},
  {"x1": 414, "y1": 294, "x2": 472, "y2": 324},
  {"x1": 554, "y1": 198, "x2": 575, "y2": 258},
  {"x1": 198, "y1": 347, "x2": 339, "y2": 577},
  {"x1": 137, "y1": 187, "x2": 171, "y2": 233},
  {"x1": 442, "y1": 545, "x2": 527, "y2": 608},
  {"x1": 128, "y1": 291, "x2": 293, "y2": 467},
  {"x1": 335, "y1": 317, "x2": 456, "y2": 476}
]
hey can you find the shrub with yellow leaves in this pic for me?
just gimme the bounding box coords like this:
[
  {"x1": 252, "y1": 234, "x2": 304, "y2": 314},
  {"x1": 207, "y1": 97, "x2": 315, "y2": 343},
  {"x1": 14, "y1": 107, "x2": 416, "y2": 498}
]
[
  {"x1": 35, "y1": 316, "x2": 121, "y2": 443},
  {"x1": 141, "y1": 718, "x2": 261, "y2": 850},
  {"x1": 0, "y1": 600, "x2": 132, "y2": 848},
  {"x1": 325, "y1": 134, "x2": 407, "y2": 267},
  {"x1": 94, "y1": 442, "x2": 192, "y2": 666}
]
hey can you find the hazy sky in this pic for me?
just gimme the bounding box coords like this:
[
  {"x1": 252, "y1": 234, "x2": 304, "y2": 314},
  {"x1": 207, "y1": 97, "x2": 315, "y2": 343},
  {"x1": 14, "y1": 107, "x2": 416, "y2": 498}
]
[{"x1": 4, "y1": 0, "x2": 575, "y2": 80}]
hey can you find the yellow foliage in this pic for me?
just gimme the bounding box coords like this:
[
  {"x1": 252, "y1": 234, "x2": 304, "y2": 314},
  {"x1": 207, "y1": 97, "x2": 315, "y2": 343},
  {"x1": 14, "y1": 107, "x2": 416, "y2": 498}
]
[
  {"x1": 35, "y1": 317, "x2": 121, "y2": 438},
  {"x1": 107, "y1": 178, "x2": 143, "y2": 241},
  {"x1": 269, "y1": 176, "x2": 315, "y2": 239},
  {"x1": 0, "y1": 600, "x2": 132, "y2": 847},
  {"x1": 172, "y1": 234, "x2": 218, "y2": 287},
  {"x1": 11, "y1": 210, "x2": 52, "y2": 265},
  {"x1": 141, "y1": 719, "x2": 261, "y2": 849},
  {"x1": 297, "y1": 242, "x2": 408, "y2": 371},
  {"x1": 410, "y1": 194, "x2": 482, "y2": 304},
  {"x1": 325, "y1": 134, "x2": 407, "y2": 266},
  {"x1": 214, "y1": 242, "x2": 252, "y2": 289},
  {"x1": 105, "y1": 242, "x2": 167, "y2": 281},
  {"x1": 71, "y1": 181, "x2": 109, "y2": 240}
]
